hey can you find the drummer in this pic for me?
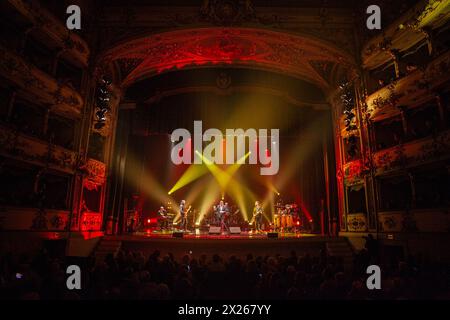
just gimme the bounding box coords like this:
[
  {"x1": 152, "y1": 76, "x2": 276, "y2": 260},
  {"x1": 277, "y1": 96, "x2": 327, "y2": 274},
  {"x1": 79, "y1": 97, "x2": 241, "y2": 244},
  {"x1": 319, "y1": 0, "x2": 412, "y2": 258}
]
[{"x1": 273, "y1": 198, "x2": 284, "y2": 231}]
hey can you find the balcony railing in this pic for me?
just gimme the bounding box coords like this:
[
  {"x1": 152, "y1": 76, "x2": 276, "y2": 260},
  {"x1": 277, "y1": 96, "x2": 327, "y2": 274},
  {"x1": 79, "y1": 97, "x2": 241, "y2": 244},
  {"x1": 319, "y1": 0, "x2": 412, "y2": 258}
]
[
  {"x1": 0, "y1": 45, "x2": 84, "y2": 119},
  {"x1": 373, "y1": 129, "x2": 450, "y2": 175},
  {"x1": 362, "y1": 0, "x2": 449, "y2": 70},
  {"x1": 0, "y1": 124, "x2": 78, "y2": 173},
  {"x1": 366, "y1": 50, "x2": 450, "y2": 121},
  {"x1": 7, "y1": 0, "x2": 90, "y2": 67}
]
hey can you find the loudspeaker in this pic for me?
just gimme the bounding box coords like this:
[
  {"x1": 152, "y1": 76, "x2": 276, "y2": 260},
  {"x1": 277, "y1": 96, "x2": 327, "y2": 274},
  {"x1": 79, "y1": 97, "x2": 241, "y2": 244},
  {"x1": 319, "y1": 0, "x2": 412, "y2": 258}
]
[
  {"x1": 267, "y1": 232, "x2": 278, "y2": 238},
  {"x1": 208, "y1": 226, "x2": 221, "y2": 234},
  {"x1": 172, "y1": 232, "x2": 184, "y2": 238},
  {"x1": 229, "y1": 227, "x2": 241, "y2": 234}
]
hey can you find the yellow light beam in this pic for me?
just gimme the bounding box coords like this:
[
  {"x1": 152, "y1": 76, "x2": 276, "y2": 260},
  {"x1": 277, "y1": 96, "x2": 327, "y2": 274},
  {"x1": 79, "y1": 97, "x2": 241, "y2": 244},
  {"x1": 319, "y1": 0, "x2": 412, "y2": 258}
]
[{"x1": 168, "y1": 163, "x2": 209, "y2": 195}]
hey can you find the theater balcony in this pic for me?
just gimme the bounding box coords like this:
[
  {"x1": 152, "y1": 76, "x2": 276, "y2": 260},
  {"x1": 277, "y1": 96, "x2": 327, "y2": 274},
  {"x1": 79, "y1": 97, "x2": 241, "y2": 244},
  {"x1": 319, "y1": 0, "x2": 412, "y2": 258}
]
[
  {"x1": 0, "y1": 45, "x2": 84, "y2": 118},
  {"x1": 2, "y1": 0, "x2": 90, "y2": 67},
  {"x1": 361, "y1": 0, "x2": 449, "y2": 71},
  {"x1": 0, "y1": 0, "x2": 97, "y2": 249},
  {"x1": 366, "y1": 50, "x2": 450, "y2": 122}
]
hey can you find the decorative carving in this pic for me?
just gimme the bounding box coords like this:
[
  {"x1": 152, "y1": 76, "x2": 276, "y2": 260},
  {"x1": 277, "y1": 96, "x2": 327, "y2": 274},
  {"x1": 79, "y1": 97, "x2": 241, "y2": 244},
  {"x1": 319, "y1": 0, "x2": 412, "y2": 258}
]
[
  {"x1": 379, "y1": 213, "x2": 402, "y2": 232},
  {"x1": 0, "y1": 45, "x2": 84, "y2": 118},
  {"x1": 85, "y1": 158, "x2": 107, "y2": 186},
  {"x1": 367, "y1": 50, "x2": 450, "y2": 120},
  {"x1": 117, "y1": 58, "x2": 145, "y2": 80},
  {"x1": 102, "y1": 28, "x2": 355, "y2": 90},
  {"x1": 8, "y1": 0, "x2": 89, "y2": 65},
  {"x1": 344, "y1": 160, "x2": 365, "y2": 185},
  {"x1": 200, "y1": 0, "x2": 255, "y2": 26},
  {"x1": 80, "y1": 212, "x2": 103, "y2": 231},
  {"x1": 362, "y1": 0, "x2": 448, "y2": 68},
  {"x1": 347, "y1": 214, "x2": 367, "y2": 232},
  {"x1": 309, "y1": 60, "x2": 334, "y2": 84},
  {"x1": 216, "y1": 71, "x2": 231, "y2": 89},
  {"x1": 30, "y1": 208, "x2": 48, "y2": 230},
  {"x1": 373, "y1": 130, "x2": 450, "y2": 175},
  {"x1": 0, "y1": 126, "x2": 77, "y2": 172}
]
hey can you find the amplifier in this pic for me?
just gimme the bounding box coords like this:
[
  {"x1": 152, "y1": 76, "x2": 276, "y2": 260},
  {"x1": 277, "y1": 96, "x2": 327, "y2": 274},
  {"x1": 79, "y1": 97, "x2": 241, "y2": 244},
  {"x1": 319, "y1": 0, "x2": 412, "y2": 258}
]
[
  {"x1": 267, "y1": 232, "x2": 278, "y2": 238},
  {"x1": 172, "y1": 232, "x2": 184, "y2": 238},
  {"x1": 208, "y1": 226, "x2": 221, "y2": 234},
  {"x1": 229, "y1": 227, "x2": 241, "y2": 234}
]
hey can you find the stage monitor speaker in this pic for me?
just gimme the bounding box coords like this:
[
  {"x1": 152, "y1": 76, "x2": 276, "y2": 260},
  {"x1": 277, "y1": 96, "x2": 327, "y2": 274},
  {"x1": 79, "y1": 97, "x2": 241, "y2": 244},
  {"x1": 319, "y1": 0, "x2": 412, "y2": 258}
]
[
  {"x1": 229, "y1": 227, "x2": 241, "y2": 234},
  {"x1": 267, "y1": 232, "x2": 278, "y2": 238},
  {"x1": 208, "y1": 226, "x2": 221, "y2": 234},
  {"x1": 172, "y1": 232, "x2": 184, "y2": 238}
]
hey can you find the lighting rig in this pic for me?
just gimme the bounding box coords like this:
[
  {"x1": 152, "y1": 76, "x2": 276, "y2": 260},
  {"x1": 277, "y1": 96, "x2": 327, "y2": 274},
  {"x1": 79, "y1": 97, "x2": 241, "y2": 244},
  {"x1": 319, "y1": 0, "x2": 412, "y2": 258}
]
[
  {"x1": 94, "y1": 76, "x2": 112, "y2": 130},
  {"x1": 340, "y1": 82, "x2": 359, "y2": 159}
]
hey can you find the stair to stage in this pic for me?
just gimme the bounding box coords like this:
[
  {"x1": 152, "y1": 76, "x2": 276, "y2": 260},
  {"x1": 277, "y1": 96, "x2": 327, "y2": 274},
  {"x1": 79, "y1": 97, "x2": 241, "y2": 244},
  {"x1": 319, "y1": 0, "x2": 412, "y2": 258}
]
[
  {"x1": 93, "y1": 237, "x2": 122, "y2": 262},
  {"x1": 326, "y1": 238, "x2": 354, "y2": 271}
]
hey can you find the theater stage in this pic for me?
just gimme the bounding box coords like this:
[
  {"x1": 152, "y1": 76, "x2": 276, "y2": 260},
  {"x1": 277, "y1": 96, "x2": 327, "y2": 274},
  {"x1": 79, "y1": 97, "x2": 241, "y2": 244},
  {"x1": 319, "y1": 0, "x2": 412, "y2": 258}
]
[{"x1": 97, "y1": 232, "x2": 351, "y2": 259}]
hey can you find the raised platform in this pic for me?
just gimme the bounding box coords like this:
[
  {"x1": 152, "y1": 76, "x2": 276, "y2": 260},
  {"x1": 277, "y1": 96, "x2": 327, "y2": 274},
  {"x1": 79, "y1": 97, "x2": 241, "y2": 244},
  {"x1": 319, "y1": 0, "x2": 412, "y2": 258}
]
[{"x1": 101, "y1": 231, "x2": 350, "y2": 259}]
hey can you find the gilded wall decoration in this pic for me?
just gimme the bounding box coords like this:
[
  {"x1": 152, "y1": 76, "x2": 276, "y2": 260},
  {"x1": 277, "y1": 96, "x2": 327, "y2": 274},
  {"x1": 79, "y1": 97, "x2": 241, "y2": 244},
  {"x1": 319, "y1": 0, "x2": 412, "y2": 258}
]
[
  {"x1": 367, "y1": 50, "x2": 450, "y2": 120},
  {"x1": 379, "y1": 213, "x2": 402, "y2": 232},
  {"x1": 199, "y1": 0, "x2": 255, "y2": 26},
  {"x1": 80, "y1": 212, "x2": 103, "y2": 231},
  {"x1": 0, "y1": 126, "x2": 77, "y2": 173},
  {"x1": 373, "y1": 130, "x2": 450, "y2": 175},
  {"x1": 102, "y1": 28, "x2": 355, "y2": 90},
  {"x1": 347, "y1": 214, "x2": 367, "y2": 232},
  {"x1": 7, "y1": 0, "x2": 90, "y2": 66},
  {"x1": 85, "y1": 158, "x2": 107, "y2": 187}
]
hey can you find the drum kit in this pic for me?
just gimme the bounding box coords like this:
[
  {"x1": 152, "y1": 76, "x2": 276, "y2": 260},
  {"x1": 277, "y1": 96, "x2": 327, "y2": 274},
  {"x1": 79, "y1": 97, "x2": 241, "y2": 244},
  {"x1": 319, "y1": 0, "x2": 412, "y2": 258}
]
[{"x1": 273, "y1": 203, "x2": 298, "y2": 232}]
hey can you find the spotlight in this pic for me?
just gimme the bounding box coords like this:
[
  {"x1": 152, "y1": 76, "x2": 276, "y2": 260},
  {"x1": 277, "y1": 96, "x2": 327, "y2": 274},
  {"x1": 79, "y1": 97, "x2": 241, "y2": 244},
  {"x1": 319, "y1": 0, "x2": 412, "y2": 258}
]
[
  {"x1": 94, "y1": 122, "x2": 105, "y2": 130},
  {"x1": 147, "y1": 219, "x2": 151, "y2": 223},
  {"x1": 101, "y1": 76, "x2": 112, "y2": 85},
  {"x1": 96, "y1": 110, "x2": 107, "y2": 121}
]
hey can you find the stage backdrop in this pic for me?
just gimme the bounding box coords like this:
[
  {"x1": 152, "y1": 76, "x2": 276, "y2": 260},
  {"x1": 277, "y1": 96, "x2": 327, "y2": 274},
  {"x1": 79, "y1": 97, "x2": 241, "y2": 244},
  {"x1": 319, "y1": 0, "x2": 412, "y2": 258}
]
[{"x1": 121, "y1": 90, "x2": 331, "y2": 229}]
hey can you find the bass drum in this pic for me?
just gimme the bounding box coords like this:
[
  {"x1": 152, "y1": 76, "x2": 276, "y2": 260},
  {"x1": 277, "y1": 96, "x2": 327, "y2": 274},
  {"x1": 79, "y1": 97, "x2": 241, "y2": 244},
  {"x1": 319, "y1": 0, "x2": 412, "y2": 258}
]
[
  {"x1": 281, "y1": 214, "x2": 287, "y2": 229},
  {"x1": 286, "y1": 214, "x2": 293, "y2": 228},
  {"x1": 273, "y1": 214, "x2": 280, "y2": 229}
]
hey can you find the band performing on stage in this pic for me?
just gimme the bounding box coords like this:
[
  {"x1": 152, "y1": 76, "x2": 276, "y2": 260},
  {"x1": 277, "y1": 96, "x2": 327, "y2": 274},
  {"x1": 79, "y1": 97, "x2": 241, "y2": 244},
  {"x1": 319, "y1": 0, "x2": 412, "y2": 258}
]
[{"x1": 133, "y1": 196, "x2": 308, "y2": 235}]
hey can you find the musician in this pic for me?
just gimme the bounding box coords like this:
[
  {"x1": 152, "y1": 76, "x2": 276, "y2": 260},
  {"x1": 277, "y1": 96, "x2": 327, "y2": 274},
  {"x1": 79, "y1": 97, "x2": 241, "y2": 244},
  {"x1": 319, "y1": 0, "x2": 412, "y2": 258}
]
[
  {"x1": 252, "y1": 201, "x2": 263, "y2": 232},
  {"x1": 212, "y1": 205, "x2": 219, "y2": 225},
  {"x1": 222, "y1": 202, "x2": 230, "y2": 233},
  {"x1": 273, "y1": 198, "x2": 284, "y2": 231},
  {"x1": 158, "y1": 206, "x2": 169, "y2": 230},
  {"x1": 217, "y1": 200, "x2": 229, "y2": 233},
  {"x1": 179, "y1": 200, "x2": 188, "y2": 231}
]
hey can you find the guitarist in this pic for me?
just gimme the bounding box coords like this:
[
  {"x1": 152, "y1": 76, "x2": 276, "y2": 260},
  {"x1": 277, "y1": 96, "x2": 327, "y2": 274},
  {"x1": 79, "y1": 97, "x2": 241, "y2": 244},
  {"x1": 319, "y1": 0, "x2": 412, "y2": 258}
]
[
  {"x1": 221, "y1": 202, "x2": 231, "y2": 233},
  {"x1": 252, "y1": 201, "x2": 263, "y2": 233},
  {"x1": 179, "y1": 200, "x2": 191, "y2": 232}
]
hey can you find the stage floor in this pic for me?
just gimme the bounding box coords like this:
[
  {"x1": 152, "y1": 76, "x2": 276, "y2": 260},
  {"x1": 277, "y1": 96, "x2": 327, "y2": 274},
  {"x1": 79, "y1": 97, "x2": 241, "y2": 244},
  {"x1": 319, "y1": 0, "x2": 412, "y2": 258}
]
[
  {"x1": 107, "y1": 230, "x2": 335, "y2": 258},
  {"x1": 130, "y1": 229, "x2": 316, "y2": 240}
]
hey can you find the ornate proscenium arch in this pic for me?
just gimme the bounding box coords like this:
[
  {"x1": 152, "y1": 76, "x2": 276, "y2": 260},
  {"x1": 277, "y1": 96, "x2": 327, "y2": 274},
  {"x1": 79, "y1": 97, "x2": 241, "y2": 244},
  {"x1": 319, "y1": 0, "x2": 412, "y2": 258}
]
[{"x1": 101, "y1": 28, "x2": 356, "y2": 91}]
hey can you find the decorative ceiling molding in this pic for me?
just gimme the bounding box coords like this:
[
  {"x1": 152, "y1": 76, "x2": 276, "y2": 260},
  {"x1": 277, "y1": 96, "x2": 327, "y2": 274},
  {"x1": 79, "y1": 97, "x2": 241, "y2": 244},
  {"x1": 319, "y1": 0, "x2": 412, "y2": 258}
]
[
  {"x1": 101, "y1": 27, "x2": 356, "y2": 91},
  {"x1": 141, "y1": 85, "x2": 330, "y2": 110}
]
